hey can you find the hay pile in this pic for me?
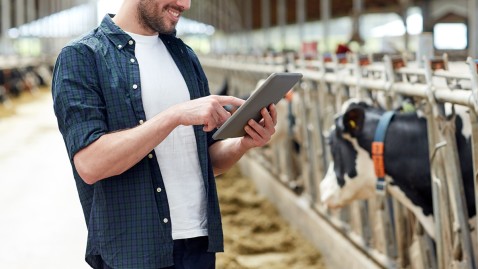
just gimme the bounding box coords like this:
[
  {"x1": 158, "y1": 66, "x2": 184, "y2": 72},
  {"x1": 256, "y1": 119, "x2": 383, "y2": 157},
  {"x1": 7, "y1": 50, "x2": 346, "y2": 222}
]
[{"x1": 216, "y1": 166, "x2": 327, "y2": 269}]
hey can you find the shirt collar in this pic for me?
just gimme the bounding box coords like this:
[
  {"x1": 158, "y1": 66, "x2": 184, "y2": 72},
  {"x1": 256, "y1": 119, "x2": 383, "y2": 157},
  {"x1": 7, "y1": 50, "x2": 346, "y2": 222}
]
[{"x1": 99, "y1": 14, "x2": 133, "y2": 50}]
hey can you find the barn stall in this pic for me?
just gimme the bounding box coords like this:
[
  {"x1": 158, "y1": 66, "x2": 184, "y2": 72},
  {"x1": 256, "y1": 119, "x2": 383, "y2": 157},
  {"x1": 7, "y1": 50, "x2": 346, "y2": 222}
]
[{"x1": 200, "y1": 52, "x2": 478, "y2": 269}]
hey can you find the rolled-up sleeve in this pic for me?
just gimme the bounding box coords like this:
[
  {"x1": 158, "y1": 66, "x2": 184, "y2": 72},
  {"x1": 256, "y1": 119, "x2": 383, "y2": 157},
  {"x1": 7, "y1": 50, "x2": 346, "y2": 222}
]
[{"x1": 52, "y1": 44, "x2": 108, "y2": 161}]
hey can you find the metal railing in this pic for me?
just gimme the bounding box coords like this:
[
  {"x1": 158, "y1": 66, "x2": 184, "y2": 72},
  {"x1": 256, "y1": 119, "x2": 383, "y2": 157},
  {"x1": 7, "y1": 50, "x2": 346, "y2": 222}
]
[{"x1": 201, "y1": 51, "x2": 478, "y2": 269}]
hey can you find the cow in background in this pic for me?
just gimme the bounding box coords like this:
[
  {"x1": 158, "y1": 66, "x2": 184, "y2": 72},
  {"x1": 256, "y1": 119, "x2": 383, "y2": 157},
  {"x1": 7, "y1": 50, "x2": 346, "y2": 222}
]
[
  {"x1": 319, "y1": 100, "x2": 475, "y2": 239},
  {"x1": 268, "y1": 86, "x2": 305, "y2": 192},
  {"x1": 0, "y1": 63, "x2": 52, "y2": 103}
]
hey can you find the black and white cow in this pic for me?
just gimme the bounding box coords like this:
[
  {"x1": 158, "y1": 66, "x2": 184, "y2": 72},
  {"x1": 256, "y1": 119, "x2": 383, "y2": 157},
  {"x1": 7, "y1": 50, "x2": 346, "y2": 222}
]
[{"x1": 320, "y1": 100, "x2": 475, "y2": 238}]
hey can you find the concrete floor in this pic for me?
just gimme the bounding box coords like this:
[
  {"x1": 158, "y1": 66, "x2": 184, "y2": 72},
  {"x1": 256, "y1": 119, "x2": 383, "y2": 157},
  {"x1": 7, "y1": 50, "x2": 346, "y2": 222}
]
[{"x1": 0, "y1": 92, "x2": 89, "y2": 268}]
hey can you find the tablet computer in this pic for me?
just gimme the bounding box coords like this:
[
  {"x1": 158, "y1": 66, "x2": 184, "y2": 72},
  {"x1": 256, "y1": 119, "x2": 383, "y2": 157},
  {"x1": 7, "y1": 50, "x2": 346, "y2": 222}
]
[{"x1": 212, "y1": 72, "x2": 302, "y2": 140}]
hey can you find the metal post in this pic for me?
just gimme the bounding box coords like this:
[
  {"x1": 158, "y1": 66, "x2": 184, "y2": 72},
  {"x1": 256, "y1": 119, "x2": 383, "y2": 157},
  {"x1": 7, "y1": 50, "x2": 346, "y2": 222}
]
[
  {"x1": 217, "y1": 0, "x2": 223, "y2": 34},
  {"x1": 52, "y1": 0, "x2": 59, "y2": 38},
  {"x1": 38, "y1": 0, "x2": 47, "y2": 19},
  {"x1": 350, "y1": 0, "x2": 363, "y2": 44},
  {"x1": 421, "y1": 0, "x2": 433, "y2": 32},
  {"x1": 26, "y1": 0, "x2": 36, "y2": 23},
  {"x1": 277, "y1": 0, "x2": 287, "y2": 51},
  {"x1": 301, "y1": 82, "x2": 319, "y2": 205},
  {"x1": 400, "y1": 0, "x2": 411, "y2": 52},
  {"x1": 321, "y1": 0, "x2": 331, "y2": 52},
  {"x1": 317, "y1": 56, "x2": 331, "y2": 179},
  {"x1": 297, "y1": 0, "x2": 306, "y2": 48},
  {"x1": 211, "y1": 0, "x2": 217, "y2": 34},
  {"x1": 1, "y1": 0, "x2": 10, "y2": 37},
  {"x1": 244, "y1": 0, "x2": 253, "y2": 52},
  {"x1": 424, "y1": 56, "x2": 461, "y2": 269},
  {"x1": 261, "y1": 0, "x2": 271, "y2": 51},
  {"x1": 15, "y1": 0, "x2": 25, "y2": 28},
  {"x1": 469, "y1": 108, "x2": 478, "y2": 267},
  {"x1": 425, "y1": 57, "x2": 475, "y2": 269},
  {"x1": 1, "y1": 0, "x2": 12, "y2": 53},
  {"x1": 466, "y1": 57, "x2": 478, "y2": 260},
  {"x1": 469, "y1": 0, "x2": 478, "y2": 58},
  {"x1": 37, "y1": 0, "x2": 47, "y2": 57}
]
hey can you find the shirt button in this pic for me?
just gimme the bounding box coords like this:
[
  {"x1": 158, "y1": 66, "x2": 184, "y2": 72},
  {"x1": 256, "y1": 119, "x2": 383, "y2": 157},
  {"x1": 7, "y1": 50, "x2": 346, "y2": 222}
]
[
  {"x1": 128, "y1": 40, "x2": 134, "y2": 45},
  {"x1": 139, "y1": 120, "x2": 144, "y2": 125},
  {"x1": 117, "y1": 44, "x2": 122, "y2": 49},
  {"x1": 163, "y1": 218, "x2": 169, "y2": 223},
  {"x1": 148, "y1": 153, "x2": 153, "y2": 159},
  {"x1": 130, "y1": 58, "x2": 135, "y2": 63},
  {"x1": 132, "y1": 84, "x2": 138, "y2": 90},
  {"x1": 156, "y1": 187, "x2": 162, "y2": 193}
]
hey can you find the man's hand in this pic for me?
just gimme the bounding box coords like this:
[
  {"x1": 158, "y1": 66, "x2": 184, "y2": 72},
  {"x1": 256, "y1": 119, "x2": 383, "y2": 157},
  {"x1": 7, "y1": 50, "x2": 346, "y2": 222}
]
[
  {"x1": 208, "y1": 103, "x2": 278, "y2": 176},
  {"x1": 240, "y1": 103, "x2": 277, "y2": 149},
  {"x1": 171, "y1": 95, "x2": 245, "y2": 131}
]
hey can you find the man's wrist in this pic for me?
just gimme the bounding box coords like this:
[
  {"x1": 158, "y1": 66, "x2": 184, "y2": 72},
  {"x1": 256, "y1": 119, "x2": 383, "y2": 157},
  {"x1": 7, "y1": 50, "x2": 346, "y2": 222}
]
[{"x1": 238, "y1": 137, "x2": 253, "y2": 153}]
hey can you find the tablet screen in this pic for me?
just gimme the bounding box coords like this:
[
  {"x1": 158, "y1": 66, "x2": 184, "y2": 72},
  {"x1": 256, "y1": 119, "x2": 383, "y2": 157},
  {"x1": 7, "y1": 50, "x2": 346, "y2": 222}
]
[{"x1": 212, "y1": 72, "x2": 302, "y2": 140}]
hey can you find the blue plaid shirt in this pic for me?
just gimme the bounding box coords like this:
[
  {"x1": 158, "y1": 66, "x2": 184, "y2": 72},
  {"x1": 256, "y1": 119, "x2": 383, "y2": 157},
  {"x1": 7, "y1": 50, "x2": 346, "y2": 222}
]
[{"x1": 52, "y1": 15, "x2": 223, "y2": 269}]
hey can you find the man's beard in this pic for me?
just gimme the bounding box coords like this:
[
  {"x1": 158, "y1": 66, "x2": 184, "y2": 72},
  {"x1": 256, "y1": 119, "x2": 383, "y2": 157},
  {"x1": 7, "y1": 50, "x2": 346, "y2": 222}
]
[{"x1": 137, "y1": 0, "x2": 177, "y2": 34}]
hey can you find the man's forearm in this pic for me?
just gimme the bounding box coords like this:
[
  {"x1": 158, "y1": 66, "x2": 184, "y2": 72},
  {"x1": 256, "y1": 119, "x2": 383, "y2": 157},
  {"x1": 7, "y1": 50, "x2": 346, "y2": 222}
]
[
  {"x1": 74, "y1": 109, "x2": 178, "y2": 184},
  {"x1": 209, "y1": 138, "x2": 250, "y2": 176}
]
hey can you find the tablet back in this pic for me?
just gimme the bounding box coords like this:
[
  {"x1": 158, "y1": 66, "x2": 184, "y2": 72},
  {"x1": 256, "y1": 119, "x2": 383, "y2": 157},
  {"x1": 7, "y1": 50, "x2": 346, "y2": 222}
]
[{"x1": 212, "y1": 72, "x2": 302, "y2": 140}]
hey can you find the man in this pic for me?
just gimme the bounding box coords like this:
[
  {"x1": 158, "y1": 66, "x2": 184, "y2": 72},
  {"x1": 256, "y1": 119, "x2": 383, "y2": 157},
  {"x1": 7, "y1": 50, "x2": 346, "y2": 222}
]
[{"x1": 52, "y1": 0, "x2": 277, "y2": 268}]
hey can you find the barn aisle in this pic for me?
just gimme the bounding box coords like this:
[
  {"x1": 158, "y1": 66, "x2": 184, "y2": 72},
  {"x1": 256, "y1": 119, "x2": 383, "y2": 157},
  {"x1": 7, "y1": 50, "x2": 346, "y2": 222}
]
[{"x1": 0, "y1": 89, "x2": 88, "y2": 269}]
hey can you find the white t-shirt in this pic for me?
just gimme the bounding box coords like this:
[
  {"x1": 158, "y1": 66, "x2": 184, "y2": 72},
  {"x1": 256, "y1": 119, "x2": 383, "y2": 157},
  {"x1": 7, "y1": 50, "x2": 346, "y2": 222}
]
[{"x1": 128, "y1": 32, "x2": 208, "y2": 240}]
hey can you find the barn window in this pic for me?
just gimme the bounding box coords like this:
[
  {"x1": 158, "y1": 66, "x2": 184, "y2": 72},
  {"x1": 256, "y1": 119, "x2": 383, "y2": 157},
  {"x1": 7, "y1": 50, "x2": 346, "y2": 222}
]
[{"x1": 434, "y1": 23, "x2": 467, "y2": 50}]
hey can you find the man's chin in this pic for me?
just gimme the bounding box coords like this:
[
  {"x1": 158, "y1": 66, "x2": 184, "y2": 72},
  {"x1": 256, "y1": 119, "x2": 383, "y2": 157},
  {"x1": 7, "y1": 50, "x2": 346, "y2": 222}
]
[{"x1": 157, "y1": 25, "x2": 176, "y2": 35}]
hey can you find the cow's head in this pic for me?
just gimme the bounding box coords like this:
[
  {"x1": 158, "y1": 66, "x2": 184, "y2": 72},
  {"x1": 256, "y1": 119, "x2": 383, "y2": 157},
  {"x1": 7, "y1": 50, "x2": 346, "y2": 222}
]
[{"x1": 320, "y1": 102, "x2": 380, "y2": 208}]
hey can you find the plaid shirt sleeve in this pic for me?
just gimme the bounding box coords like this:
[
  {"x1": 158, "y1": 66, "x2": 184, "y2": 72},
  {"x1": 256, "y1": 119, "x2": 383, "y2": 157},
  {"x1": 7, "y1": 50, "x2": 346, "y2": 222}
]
[{"x1": 52, "y1": 44, "x2": 108, "y2": 161}]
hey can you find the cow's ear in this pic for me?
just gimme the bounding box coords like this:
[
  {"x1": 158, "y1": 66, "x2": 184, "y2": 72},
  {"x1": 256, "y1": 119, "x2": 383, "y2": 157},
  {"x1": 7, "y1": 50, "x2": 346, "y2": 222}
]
[{"x1": 343, "y1": 106, "x2": 364, "y2": 137}]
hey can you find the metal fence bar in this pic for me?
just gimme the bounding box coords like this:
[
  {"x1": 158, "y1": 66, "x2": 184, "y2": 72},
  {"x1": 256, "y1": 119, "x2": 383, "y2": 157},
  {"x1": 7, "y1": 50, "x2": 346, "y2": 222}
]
[{"x1": 200, "y1": 53, "x2": 478, "y2": 269}]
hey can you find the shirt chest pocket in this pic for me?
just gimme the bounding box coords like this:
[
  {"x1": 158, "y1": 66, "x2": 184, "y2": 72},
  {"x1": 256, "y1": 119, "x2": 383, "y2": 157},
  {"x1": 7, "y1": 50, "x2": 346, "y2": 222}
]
[{"x1": 99, "y1": 65, "x2": 142, "y2": 130}]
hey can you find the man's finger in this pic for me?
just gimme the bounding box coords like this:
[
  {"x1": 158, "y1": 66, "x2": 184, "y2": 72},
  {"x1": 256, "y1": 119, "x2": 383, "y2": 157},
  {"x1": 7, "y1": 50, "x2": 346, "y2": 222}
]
[
  {"x1": 214, "y1": 95, "x2": 245, "y2": 107},
  {"x1": 217, "y1": 107, "x2": 232, "y2": 124},
  {"x1": 268, "y1": 104, "x2": 277, "y2": 126}
]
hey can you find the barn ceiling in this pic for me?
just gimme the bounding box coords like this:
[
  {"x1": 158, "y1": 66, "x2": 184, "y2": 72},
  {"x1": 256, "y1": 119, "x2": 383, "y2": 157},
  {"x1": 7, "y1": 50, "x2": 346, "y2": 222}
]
[{"x1": 183, "y1": 0, "x2": 424, "y2": 33}]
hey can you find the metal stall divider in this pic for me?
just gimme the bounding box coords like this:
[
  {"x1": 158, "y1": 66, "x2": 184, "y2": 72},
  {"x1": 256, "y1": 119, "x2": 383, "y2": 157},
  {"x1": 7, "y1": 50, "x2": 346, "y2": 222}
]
[
  {"x1": 352, "y1": 54, "x2": 373, "y2": 251},
  {"x1": 466, "y1": 56, "x2": 478, "y2": 268},
  {"x1": 424, "y1": 56, "x2": 475, "y2": 269},
  {"x1": 383, "y1": 55, "x2": 412, "y2": 269},
  {"x1": 199, "y1": 51, "x2": 478, "y2": 269},
  {"x1": 426, "y1": 54, "x2": 453, "y2": 269}
]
